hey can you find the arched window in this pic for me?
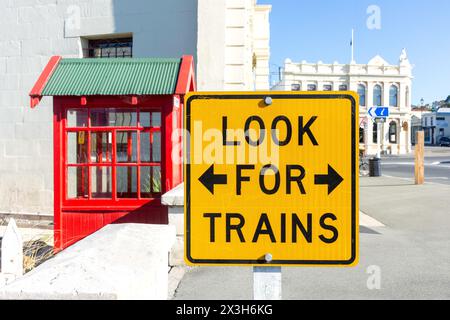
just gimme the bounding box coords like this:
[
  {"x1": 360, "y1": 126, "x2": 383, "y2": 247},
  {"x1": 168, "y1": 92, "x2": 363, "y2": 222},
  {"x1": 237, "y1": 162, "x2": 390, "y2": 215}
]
[
  {"x1": 389, "y1": 121, "x2": 397, "y2": 144},
  {"x1": 373, "y1": 84, "x2": 382, "y2": 106},
  {"x1": 389, "y1": 85, "x2": 398, "y2": 107},
  {"x1": 358, "y1": 84, "x2": 366, "y2": 107}
]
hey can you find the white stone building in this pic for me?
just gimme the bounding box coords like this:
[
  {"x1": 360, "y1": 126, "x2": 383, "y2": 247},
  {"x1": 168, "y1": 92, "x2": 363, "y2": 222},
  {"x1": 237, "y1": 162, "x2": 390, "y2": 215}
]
[
  {"x1": 0, "y1": 0, "x2": 271, "y2": 216},
  {"x1": 273, "y1": 50, "x2": 414, "y2": 156}
]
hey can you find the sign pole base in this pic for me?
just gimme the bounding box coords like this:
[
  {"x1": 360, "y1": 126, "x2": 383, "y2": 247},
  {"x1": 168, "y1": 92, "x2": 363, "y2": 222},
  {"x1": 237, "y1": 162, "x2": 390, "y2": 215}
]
[{"x1": 253, "y1": 267, "x2": 282, "y2": 300}]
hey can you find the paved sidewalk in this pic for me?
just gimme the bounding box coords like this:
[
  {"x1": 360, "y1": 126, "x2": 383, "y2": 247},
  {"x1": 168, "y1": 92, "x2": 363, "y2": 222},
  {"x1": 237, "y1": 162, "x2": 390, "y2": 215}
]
[{"x1": 173, "y1": 176, "x2": 450, "y2": 300}]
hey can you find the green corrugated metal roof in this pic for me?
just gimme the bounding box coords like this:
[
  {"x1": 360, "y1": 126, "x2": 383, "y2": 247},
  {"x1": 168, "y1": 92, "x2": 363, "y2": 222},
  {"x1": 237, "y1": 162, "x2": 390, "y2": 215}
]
[{"x1": 41, "y1": 58, "x2": 181, "y2": 96}]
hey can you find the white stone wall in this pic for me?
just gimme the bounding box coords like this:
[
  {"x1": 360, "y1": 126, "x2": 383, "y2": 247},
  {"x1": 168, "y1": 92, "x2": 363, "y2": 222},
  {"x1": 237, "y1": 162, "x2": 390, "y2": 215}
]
[
  {"x1": 0, "y1": 0, "x2": 197, "y2": 215},
  {"x1": 0, "y1": 0, "x2": 270, "y2": 215}
]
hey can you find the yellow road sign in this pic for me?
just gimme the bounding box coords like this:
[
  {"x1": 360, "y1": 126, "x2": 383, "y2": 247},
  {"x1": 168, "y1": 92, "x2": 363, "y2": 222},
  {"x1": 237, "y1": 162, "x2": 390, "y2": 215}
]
[{"x1": 185, "y1": 92, "x2": 359, "y2": 267}]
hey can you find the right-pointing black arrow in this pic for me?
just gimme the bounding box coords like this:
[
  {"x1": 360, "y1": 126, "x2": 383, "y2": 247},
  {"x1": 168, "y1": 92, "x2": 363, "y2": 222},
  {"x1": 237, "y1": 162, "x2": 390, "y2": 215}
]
[
  {"x1": 199, "y1": 165, "x2": 228, "y2": 195},
  {"x1": 314, "y1": 165, "x2": 344, "y2": 195}
]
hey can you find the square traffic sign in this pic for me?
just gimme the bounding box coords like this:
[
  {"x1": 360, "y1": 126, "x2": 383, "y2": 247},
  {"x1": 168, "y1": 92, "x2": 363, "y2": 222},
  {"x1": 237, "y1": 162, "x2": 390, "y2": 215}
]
[{"x1": 184, "y1": 92, "x2": 359, "y2": 267}]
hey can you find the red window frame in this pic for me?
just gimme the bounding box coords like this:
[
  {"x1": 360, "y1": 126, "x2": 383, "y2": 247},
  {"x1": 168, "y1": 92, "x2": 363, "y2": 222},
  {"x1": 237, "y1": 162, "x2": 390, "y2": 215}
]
[{"x1": 62, "y1": 104, "x2": 163, "y2": 208}]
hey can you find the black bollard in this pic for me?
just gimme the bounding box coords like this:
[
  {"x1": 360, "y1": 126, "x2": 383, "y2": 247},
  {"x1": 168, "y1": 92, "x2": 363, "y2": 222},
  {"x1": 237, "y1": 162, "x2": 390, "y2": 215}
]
[{"x1": 369, "y1": 158, "x2": 382, "y2": 177}]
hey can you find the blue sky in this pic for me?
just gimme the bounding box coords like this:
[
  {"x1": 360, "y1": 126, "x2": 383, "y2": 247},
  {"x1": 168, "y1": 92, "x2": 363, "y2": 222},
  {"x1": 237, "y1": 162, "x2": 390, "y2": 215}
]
[{"x1": 260, "y1": 0, "x2": 450, "y2": 104}]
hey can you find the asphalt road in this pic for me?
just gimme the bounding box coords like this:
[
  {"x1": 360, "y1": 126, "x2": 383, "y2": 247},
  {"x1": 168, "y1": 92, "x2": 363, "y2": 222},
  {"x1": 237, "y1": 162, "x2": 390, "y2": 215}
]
[{"x1": 381, "y1": 153, "x2": 450, "y2": 185}]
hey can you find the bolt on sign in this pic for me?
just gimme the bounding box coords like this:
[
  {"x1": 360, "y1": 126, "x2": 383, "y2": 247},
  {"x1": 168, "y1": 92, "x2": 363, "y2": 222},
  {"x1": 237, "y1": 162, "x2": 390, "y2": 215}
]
[{"x1": 184, "y1": 92, "x2": 359, "y2": 266}]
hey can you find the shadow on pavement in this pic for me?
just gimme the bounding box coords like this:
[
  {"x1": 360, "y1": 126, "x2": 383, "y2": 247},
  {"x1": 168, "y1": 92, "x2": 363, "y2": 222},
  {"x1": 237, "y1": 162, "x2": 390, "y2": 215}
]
[{"x1": 360, "y1": 226, "x2": 381, "y2": 235}]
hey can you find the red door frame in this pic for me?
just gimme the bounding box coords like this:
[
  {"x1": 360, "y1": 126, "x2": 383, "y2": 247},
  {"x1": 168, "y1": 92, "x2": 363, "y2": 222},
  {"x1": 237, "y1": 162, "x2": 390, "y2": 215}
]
[{"x1": 53, "y1": 95, "x2": 182, "y2": 251}]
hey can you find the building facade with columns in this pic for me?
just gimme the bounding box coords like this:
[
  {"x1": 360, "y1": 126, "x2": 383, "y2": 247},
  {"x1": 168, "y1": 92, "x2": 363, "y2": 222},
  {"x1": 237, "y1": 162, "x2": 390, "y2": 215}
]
[{"x1": 272, "y1": 50, "x2": 413, "y2": 156}]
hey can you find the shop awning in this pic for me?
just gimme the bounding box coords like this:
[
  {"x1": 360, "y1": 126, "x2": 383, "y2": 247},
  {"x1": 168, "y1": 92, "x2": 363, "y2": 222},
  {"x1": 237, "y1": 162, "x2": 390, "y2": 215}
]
[{"x1": 29, "y1": 55, "x2": 195, "y2": 108}]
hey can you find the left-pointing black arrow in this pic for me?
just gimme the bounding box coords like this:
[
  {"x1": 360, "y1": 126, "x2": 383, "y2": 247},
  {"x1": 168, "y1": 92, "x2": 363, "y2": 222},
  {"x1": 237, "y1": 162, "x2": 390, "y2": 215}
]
[
  {"x1": 199, "y1": 165, "x2": 228, "y2": 195},
  {"x1": 314, "y1": 165, "x2": 344, "y2": 195}
]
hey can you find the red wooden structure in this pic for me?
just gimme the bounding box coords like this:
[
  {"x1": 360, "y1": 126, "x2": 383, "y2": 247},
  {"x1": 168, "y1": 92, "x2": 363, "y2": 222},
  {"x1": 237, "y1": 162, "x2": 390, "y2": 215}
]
[{"x1": 29, "y1": 56, "x2": 195, "y2": 252}]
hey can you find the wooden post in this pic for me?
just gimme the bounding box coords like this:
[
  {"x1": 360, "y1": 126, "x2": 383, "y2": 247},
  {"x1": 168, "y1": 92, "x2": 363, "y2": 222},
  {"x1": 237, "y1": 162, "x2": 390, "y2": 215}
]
[{"x1": 415, "y1": 131, "x2": 425, "y2": 185}]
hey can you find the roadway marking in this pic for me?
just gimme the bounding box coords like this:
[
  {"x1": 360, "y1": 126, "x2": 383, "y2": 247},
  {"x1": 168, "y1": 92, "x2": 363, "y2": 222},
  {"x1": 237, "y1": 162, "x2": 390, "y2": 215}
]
[
  {"x1": 382, "y1": 162, "x2": 450, "y2": 167},
  {"x1": 360, "y1": 211, "x2": 385, "y2": 228},
  {"x1": 381, "y1": 174, "x2": 450, "y2": 186}
]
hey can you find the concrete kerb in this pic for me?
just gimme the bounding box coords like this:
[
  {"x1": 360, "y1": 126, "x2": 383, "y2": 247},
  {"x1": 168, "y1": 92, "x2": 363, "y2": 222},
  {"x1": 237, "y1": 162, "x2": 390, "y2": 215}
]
[{"x1": 0, "y1": 224, "x2": 176, "y2": 300}]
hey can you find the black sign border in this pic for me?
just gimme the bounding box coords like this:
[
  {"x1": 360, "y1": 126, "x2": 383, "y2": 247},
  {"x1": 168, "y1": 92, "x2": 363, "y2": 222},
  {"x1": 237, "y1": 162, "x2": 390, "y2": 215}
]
[{"x1": 185, "y1": 94, "x2": 357, "y2": 266}]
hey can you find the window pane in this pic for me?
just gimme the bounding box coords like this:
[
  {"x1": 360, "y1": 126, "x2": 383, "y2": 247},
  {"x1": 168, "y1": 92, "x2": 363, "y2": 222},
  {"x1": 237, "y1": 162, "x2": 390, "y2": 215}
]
[
  {"x1": 68, "y1": 132, "x2": 88, "y2": 164},
  {"x1": 91, "y1": 132, "x2": 112, "y2": 163},
  {"x1": 91, "y1": 167, "x2": 112, "y2": 199},
  {"x1": 140, "y1": 132, "x2": 151, "y2": 163},
  {"x1": 152, "y1": 112, "x2": 161, "y2": 127},
  {"x1": 140, "y1": 131, "x2": 161, "y2": 163},
  {"x1": 117, "y1": 131, "x2": 138, "y2": 163},
  {"x1": 140, "y1": 112, "x2": 151, "y2": 127},
  {"x1": 323, "y1": 85, "x2": 332, "y2": 91},
  {"x1": 91, "y1": 108, "x2": 137, "y2": 127},
  {"x1": 307, "y1": 84, "x2": 317, "y2": 91},
  {"x1": 390, "y1": 86, "x2": 398, "y2": 107},
  {"x1": 117, "y1": 46, "x2": 132, "y2": 58},
  {"x1": 339, "y1": 85, "x2": 348, "y2": 91},
  {"x1": 291, "y1": 84, "x2": 301, "y2": 91},
  {"x1": 67, "y1": 109, "x2": 88, "y2": 127},
  {"x1": 117, "y1": 166, "x2": 137, "y2": 198},
  {"x1": 374, "y1": 85, "x2": 382, "y2": 106},
  {"x1": 358, "y1": 85, "x2": 366, "y2": 107},
  {"x1": 67, "y1": 167, "x2": 88, "y2": 199},
  {"x1": 152, "y1": 132, "x2": 161, "y2": 162},
  {"x1": 152, "y1": 166, "x2": 161, "y2": 193},
  {"x1": 140, "y1": 166, "x2": 161, "y2": 198}
]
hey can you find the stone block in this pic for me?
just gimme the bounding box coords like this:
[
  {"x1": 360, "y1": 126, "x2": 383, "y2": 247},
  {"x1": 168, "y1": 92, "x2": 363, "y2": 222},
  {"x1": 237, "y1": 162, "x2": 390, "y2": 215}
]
[
  {"x1": 0, "y1": 75, "x2": 19, "y2": 91},
  {"x1": 21, "y1": 38, "x2": 52, "y2": 57},
  {"x1": 18, "y1": 5, "x2": 58, "y2": 25},
  {"x1": 225, "y1": 27, "x2": 246, "y2": 46},
  {"x1": 0, "y1": 91, "x2": 26, "y2": 108},
  {"x1": 168, "y1": 207, "x2": 184, "y2": 236},
  {"x1": 0, "y1": 8, "x2": 18, "y2": 27},
  {"x1": 226, "y1": 0, "x2": 248, "y2": 9},
  {"x1": 6, "y1": 57, "x2": 44, "y2": 75},
  {"x1": 224, "y1": 65, "x2": 246, "y2": 83},
  {"x1": 4, "y1": 139, "x2": 39, "y2": 158},
  {"x1": 0, "y1": 58, "x2": 6, "y2": 74},
  {"x1": 50, "y1": 38, "x2": 80, "y2": 56},
  {"x1": 169, "y1": 236, "x2": 185, "y2": 267},
  {"x1": 0, "y1": 123, "x2": 16, "y2": 140},
  {"x1": 15, "y1": 122, "x2": 52, "y2": 140},
  {"x1": 225, "y1": 8, "x2": 247, "y2": 27},
  {"x1": 225, "y1": 46, "x2": 246, "y2": 65}
]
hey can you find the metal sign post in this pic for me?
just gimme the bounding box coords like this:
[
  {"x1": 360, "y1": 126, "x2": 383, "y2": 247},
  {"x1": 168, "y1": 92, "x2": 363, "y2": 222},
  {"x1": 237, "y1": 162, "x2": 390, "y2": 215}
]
[
  {"x1": 253, "y1": 266, "x2": 282, "y2": 300},
  {"x1": 253, "y1": 254, "x2": 281, "y2": 300}
]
